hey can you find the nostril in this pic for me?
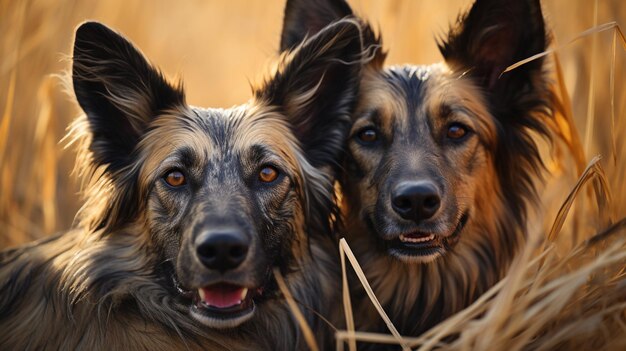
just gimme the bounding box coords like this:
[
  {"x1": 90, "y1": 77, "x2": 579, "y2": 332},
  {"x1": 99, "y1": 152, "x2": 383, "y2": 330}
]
[
  {"x1": 229, "y1": 245, "x2": 247, "y2": 260},
  {"x1": 423, "y1": 195, "x2": 440, "y2": 210},
  {"x1": 393, "y1": 196, "x2": 412, "y2": 210},
  {"x1": 196, "y1": 244, "x2": 217, "y2": 261}
]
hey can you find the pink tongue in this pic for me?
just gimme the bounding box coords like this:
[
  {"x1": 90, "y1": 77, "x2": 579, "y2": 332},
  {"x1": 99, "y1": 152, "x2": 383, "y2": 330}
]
[{"x1": 202, "y1": 285, "x2": 244, "y2": 308}]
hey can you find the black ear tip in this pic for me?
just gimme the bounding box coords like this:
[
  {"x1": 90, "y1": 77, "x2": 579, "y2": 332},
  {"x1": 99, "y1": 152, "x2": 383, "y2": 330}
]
[
  {"x1": 75, "y1": 21, "x2": 111, "y2": 41},
  {"x1": 74, "y1": 21, "x2": 123, "y2": 53}
]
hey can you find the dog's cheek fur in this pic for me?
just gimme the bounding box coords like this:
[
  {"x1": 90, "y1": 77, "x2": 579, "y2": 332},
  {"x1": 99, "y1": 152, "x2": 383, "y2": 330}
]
[
  {"x1": 233, "y1": 112, "x2": 316, "y2": 273},
  {"x1": 343, "y1": 72, "x2": 400, "y2": 223},
  {"x1": 145, "y1": 183, "x2": 189, "y2": 262},
  {"x1": 256, "y1": 185, "x2": 302, "y2": 272},
  {"x1": 439, "y1": 0, "x2": 552, "y2": 229}
]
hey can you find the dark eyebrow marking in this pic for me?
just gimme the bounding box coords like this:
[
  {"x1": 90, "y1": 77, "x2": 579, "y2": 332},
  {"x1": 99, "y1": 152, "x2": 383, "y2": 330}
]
[
  {"x1": 176, "y1": 147, "x2": 200, "y2": 168},
  {"x1": 439, "y1": 104, "x2": 453, "y2": 119},
  {"x1": 360, "y1": 108, "x2": 381, "y2": 124},
  {"x1": 438, "y1": 104, "x2": 471, "y2": 119},
  {"x1": 248, "y1": 144, "x2": 275, "y2": 165}
]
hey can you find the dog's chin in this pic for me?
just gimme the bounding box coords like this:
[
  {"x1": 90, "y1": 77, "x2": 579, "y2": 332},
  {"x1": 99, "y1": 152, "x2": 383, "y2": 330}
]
[{"x1": 384, "y1": 212, "x2": 469, "y2": 264}]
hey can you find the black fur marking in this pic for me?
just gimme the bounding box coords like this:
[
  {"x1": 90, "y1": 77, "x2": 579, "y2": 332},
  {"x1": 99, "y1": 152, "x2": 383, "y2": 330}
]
[
  {"x1": 175, "y1": 147, "x2": 202, "y2": 171},
  {"x1": 383, "y1": 66, "x2": 428, "y2": 116}
]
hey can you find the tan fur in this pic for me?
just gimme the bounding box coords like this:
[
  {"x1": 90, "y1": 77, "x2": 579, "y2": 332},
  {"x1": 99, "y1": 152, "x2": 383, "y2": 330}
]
[{"x1": 342, "y1": 64, "x2": 515, "y2": 331}]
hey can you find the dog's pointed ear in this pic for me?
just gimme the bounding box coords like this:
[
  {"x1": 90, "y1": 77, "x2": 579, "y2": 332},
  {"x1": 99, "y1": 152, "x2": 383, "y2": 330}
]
[
  {"x1": 258, "y1": 19, "x2": 363, "y2": 169},
  {"x1": 439, "y1": 0, "x2": 547, "y2": 99},
  {"x1": 280, "y1": 0, "x2": 354, "y2": 52},
  {"x1": 72, "y1": 21, "x2": 185, "y2": 172}
]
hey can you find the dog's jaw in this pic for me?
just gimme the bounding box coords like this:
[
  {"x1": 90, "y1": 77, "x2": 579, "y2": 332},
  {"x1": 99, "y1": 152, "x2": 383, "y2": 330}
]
[{"x1": 382, "y1": 211, "x2": 469, "y2": 264}]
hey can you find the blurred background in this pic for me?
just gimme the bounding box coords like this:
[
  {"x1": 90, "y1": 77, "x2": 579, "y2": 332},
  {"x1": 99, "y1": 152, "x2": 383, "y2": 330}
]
[{"x1": 1, "y1": 0, "x2": 625, "y2": 248}]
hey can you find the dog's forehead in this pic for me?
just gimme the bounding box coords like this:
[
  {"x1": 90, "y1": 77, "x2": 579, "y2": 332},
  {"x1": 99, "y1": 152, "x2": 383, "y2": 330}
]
[
  {"x1": 357, "y1": 64, "x2": 441, "y2": 132},
  {"x1": 384, "y1": 65, "x2": 433, "y2": 92},
  {"x1": 188, "y1": 106, "x2": 246, "y2": 145},
  {"x1": 358, "y1": 63, "x2": 491, "y2": 134},
  {"x1": 139, "y1": 103, "x2": 300, "y2": 182},
  {"x1": 146, "y1": 104, "x2": 297, "y2": 164},
  {"x1": 381, "y1": 63, "x2": 452, "y2": 113}
]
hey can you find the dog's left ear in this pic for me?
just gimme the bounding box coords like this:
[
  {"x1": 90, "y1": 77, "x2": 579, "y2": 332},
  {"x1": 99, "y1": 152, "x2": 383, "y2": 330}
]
[
  {"x1": 72, "y1": 22, "x2": 185, "y2": 173},
  {"x1": 257, "y1": 19, "x2": 363, "y2": 169},
  {"x1": 439, "y1": 0, "x2": 547, "y2": 107}
]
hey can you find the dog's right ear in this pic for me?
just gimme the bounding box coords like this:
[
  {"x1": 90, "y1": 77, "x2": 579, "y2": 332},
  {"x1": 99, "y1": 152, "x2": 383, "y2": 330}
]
[
  {"x1": 72, "y1": 22, "x2": 185, "y2": 173},
  {"x1": 280, "y1": 0, "x2": 354, "y2": 51}
]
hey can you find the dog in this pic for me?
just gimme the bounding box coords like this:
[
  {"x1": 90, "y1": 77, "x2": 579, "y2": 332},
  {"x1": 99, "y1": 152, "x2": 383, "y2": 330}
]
[
  {"x1": 0, "y1": 19, "x2": 363, "y2": 350},
  {"x1": 280, "y1": 0, "x2": 553, "y2": 345}
]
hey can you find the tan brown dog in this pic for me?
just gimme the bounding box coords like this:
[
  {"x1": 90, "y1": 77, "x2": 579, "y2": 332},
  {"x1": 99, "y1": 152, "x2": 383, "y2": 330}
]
[{"x1": 281, "y1": 0, "x2": 553, "y2": 346}]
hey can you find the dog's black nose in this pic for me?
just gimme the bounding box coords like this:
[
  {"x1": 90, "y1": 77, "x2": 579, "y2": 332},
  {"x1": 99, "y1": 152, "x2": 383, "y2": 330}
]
[
  {"x1": 391, "y1": 181, "x2": 441, "y2": 222},
  {"x1": 195, "y1": 231, "x2": 249, "y2": 271}
]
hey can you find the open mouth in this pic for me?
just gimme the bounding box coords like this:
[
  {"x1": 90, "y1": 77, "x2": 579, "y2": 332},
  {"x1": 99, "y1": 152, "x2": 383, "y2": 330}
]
[
  {"x1": 388, "y1": 212, "x2": 469, "y2": 261},
  {"x1": 174, "y1": 278, "x2": 263, "y2": 329},
  {"x1": 189, "y1": 283, "x2": 259, "y2": 328}
]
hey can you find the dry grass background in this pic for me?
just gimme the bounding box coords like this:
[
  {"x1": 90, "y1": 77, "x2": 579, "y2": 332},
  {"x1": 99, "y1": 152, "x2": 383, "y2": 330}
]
[{"x1": 1, "y1": 0, "x2": 625, "y2": 349}]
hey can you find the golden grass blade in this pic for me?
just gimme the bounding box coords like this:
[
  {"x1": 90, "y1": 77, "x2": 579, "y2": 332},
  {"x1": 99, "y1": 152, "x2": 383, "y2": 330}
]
[
  {"x1": 583, "y1": 0, "x2": 599, "y2": 157},
  {"x1": 609, "y1": 29, "x2": 617, "y2": 165},
  {"x1": 272, "y1": 268, "x2": 319, "y2": 351},
  {"x1": 502, "y1": 21, "x2": 625, "y2": 74},
  {"x1": 415, "y1": 247, "x2": 558, "y2": 349},
  {"x1": 424, "y1": 233, "x2": 626, "y2": 350},
  {"x1": 36, "y1": 77, "x2": 58, "y2": 235},
  {"x1": 339, "y1": 240, "x2": 357, "y2": 351},
  {"x1": 547, "y1": 155, "x2": 604, "y2": 241},
  {"x1": 585, "y1": 217, "x2": 626, "y2": 246},
  {"x1": 335, "y1": 331, "x2": 429, "y2": 346},
  {"x1": 0, "y1": 70, "x2": 16, "y2": 174},
  {"x1": 339, "y1": 238, "x2": 409, "y2": 350},
  {"x1": 551, "y1": 52, "x2": 586, "y2": 174},
  {"x1": 415, "y1": 279, "x2": 507, "y2": 350},
  {"x1": 0, "y1": 70, "x2": 17, "y2": 233}
]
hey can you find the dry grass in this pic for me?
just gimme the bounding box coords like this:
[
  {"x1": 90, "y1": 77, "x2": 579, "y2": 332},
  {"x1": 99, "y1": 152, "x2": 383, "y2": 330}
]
[{"x1": 1, "y1": 0, "x2": 626, "y2": 349}]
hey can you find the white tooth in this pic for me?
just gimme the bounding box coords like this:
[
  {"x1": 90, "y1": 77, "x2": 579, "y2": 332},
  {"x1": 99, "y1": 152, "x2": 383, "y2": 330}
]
[
  {"x1": 198, "y1": 288, "x2": 206, "y2": 301},
  {"x1": 399, "y1": 234, "x2": 435, "y2": 243},
  {"x1": 240, "y1": 288, "x2": 248, "y2": 301}
]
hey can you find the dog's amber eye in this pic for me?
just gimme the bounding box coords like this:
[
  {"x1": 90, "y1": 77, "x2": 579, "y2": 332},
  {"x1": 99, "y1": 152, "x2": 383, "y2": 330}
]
[
  {"x1": 259, "y1": 166, "x2": 279, "y2": 183},
  {"x1": 164, "y1": 170, "x2": 186, "y2": 187},
  {"x1": 357, "y1": 128, "x2": 378, "y2": 143},
  {"x1": 447, "y1": 124, "x2": 468, "y2": 140}
]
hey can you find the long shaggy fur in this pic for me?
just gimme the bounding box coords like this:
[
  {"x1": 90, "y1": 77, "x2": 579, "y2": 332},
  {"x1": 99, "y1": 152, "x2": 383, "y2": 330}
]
[
  {"x1": 280, "y1": 0, "x2": 554, "y2": 345},
  {"x1": 0, "y1": 19, "x2": 363, "y2": 350}
]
